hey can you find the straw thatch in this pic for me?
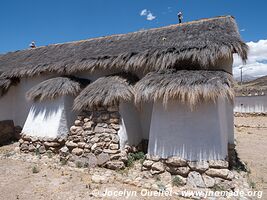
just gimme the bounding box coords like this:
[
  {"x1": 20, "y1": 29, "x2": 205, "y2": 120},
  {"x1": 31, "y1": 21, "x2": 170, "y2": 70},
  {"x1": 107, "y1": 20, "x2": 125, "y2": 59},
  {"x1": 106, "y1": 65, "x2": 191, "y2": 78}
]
[
  {"x1": 0, "y1": 77, "x2": 20, "y2": 96},
  {"x1": 135, "y1": 70, "x2": 234, "y2": 108},
  {"x1": 26, "y1": 76, "x2": 90, "y2": 102},
  {"x1": 0, "y1": 16, "x2": 248, "y2": 79},
  {"x1": 73, "y1": 74, "x2": 138, "y2": 111}
]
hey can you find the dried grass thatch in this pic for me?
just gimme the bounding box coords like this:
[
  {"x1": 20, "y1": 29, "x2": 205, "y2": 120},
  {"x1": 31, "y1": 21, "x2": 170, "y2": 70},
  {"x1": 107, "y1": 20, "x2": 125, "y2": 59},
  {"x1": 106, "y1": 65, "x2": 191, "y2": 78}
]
[
  {"x1": 135, "y1": 70, "x2": 234, "y2": 109},
  {"x1": 0, "y1": 77, "x2": 20, "y2": 96},
  {"x1": 26, "y1": 76, "x2": 90, "y2": 102},
  {"x1": 0, "y1": 16, "x2": 247, "y2": 79},
  {"x1": 73, "y1": 74, "x2": 138, "y2": 111}
]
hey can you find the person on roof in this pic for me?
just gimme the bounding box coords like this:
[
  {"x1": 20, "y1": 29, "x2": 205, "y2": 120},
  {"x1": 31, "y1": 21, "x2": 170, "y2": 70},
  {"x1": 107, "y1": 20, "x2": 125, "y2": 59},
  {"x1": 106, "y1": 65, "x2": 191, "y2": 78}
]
[
  {"x1": 177, "y1": 11, "x2": 183, "y2": 23},
  {"x1": 29, "y1": 41, "x2": 36, "y2": 48}
]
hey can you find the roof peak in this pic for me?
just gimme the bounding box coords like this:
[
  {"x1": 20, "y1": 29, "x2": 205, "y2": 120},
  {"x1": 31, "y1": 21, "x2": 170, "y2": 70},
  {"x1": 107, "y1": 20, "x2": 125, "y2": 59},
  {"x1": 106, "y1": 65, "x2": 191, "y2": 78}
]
[{"x1": 1, "y1": 15, "x2": 234, "y2": 55}]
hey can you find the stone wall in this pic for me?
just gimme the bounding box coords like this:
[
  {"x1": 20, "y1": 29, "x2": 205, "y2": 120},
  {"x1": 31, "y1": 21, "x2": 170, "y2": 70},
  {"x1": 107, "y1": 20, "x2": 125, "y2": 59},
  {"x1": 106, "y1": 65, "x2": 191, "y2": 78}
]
[
  {"x1": 142, "y1": 155, "x2": 233, "y2": 188},
  {"x1": 19, "y1": 105, "x2": 133, "y2": 170}
]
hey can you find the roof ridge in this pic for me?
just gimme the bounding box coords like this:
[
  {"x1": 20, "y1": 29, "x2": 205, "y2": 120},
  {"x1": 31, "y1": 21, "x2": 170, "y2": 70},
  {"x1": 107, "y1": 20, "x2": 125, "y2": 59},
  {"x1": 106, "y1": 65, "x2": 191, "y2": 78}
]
[{"x1": 1, "y1": 15, "x2": 234, "y2": 54}]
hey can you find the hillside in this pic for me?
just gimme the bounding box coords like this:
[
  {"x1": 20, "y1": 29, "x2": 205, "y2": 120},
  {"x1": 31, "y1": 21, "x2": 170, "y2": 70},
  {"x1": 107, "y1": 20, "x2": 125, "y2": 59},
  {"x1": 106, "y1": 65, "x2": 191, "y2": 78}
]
[{"x1": 235, "y1": 75, "x2": 267, "y2": 96}]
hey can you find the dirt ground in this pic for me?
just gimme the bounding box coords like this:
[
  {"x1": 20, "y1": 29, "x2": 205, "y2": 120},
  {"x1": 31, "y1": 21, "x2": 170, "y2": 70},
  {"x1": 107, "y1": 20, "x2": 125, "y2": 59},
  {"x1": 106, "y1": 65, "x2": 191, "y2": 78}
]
[
  {"x1": 234, "y1": 116, "x2": 267, "y2": 197},
  {"x1": 0, "y1": 115, "x2": 266, "y2": 200}
]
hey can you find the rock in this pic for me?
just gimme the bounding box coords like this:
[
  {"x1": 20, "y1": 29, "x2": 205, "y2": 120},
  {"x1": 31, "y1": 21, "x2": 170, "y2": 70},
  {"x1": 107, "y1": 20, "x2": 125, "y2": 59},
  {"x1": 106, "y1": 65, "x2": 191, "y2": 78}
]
[
  {"x1": 105, "y1": 161, "x2": 125, "y2": 170},
  {"x1": 70, "y1": 126, "x2": 83, "y2": 134},
  {"x1": 109, "y1": 144, "x2": 119, "y2": 150},
  {"x1": 166, "y1": 166, "x2": 190, "y2": 176},
  {"x1": 91, "y1": 143, "x2": 99, "y2": 151},
  {"x1": 59, "y1": 146, "x2": 69, "y2": 157},
  {"x1": 205, "y1": 169, "x2": 232, "y2": 180},
  {"x1": 94, "y1": 126, "x2": 105, "y2": 133},
  {"x1": 103, "y1": 149, "x2": 120, "y2": 154},
  {"x1": 146, "y1": 154, "x2": 160, "y2": 161},
  {"x1": 38, "y1": 146, "x2": 46, "y2": 154},
  {"x1": 159, "y1": 171, "x2": 172, "y2": 184},
  {"x1": 72, "y1": 148, "x2": 83, "y2": 156},
  {"x1": 202, "y1": 174, "x2": 215, "y2": 188},
  {"x1": 92, "y1": 175, "x2": 107, "y2": 184},
  {"x1": 110, "y1": 124, "x2": 120, "y2": 130},
  {"x1": 78, "y1": 142, "x2": 86, "y2": 148},
  {"x1": 84, "y1": 143, "x2": 92, "y2": 149},
  {"x1": 66, "y1": 141, "x2": 78, "y2": 149},
  {"x1": 83, "y1": 153, "x2": 98, "y2": 168},
  {"x1": 110, "y1": 118, "x2": 119, "y2": 124},
  {"x1": 97, "y1": 153, "x2": 110, "y2": 166},
  {"x1": 143, "y1": 160, "x2": 154, "y2": 168},
  {"x1": 20, "y1": 143, "x2": 29, "y2": 151},
  {"x1": 172, "y1": 175, "x2": 187, "y2": 186},
  {"x1": 111, "y1": 135, "x2": 120, "y2": 144},
  {"x1": 90, "y1": 136, "x2": 100, "y2": 143},
  {"x1": 188, "y1": 161, "x2": 209, "y2": 172},
  {"x1": 209, "y1": 160, "x2": 229, "y2": 169},
  {"x1": 83, "y1": 122, "x2": 93, "y2": 130},
  {"x1": 19, "y1": 139, "x2": 24, "y2": 144},
  {"x1": 110, "y1": 153, "x2": 122, "y2": 160},
  {"x1": 83, "y1": 118, "x2": 91, "y2": 123},
  {"x1": 151, "y1": 162, "x2": 165, "y2": 174},
  {"x1": 28, "y1": 144, "x2": 35, "y2": 152},
  {"x1": 187, "y1": 171, "x2": 205, "y2": 188},
  {"x1": 165, "y1": 156, "x2": 187, "y2": 167},
  {"x1": 74, "y1": 120, "x2": 83, "y2": 126},
  {"x1": 44, "y1": 141, "x2": 60, "y2": 148},
  {"x1": 84, "y1": 131, "x2": 94, "y2": 136},
  {"x1": 0, "y1": 120, "x2": 15, "y2": 145},
  {"x1": 22, "y1": 134, "x2": 32, "y2": 141}
]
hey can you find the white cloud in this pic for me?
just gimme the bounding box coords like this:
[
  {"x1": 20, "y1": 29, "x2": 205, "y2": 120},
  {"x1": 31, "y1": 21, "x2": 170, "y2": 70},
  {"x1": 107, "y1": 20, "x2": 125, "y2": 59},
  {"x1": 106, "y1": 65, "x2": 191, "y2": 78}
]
[
  {"x1": 146, "y1": 13, "x2": 156, "y2": 21},
  {"x1": 140, "y1": 9, "x2": 148, "y2": 16},
  {"x1": 233, "y1": 39, "x2": 267, "y2": 78},
  {"x1": 140, "y1": 9, "x2": 156, "y2": 21}
]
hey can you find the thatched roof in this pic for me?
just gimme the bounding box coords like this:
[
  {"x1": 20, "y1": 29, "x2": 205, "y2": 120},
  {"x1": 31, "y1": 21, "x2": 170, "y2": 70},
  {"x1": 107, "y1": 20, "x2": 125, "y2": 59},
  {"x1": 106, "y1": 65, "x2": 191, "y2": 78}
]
[
  {"x1": 0, "y1": 77, "x2": 20, "y2": 96},
  {"x1": 26, "y1": 76, "x2": 90, "y2": 102},
  {"x1": 73, "y1": 74, "x2": 138, "y2": 111},
  {"x1": 135, "y1": 70, "x2": 234, "y2": 108},
  {"x1": 0, "y1": 16, "x2": 247, "y2": 79}
]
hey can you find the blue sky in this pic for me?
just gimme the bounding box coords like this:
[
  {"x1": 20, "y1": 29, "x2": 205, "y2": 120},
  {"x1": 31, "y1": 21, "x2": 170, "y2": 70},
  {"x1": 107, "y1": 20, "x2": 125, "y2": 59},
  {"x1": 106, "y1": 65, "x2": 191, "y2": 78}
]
[{"x1": 0, "y1": 0, "x2": 266, "y2": 53}]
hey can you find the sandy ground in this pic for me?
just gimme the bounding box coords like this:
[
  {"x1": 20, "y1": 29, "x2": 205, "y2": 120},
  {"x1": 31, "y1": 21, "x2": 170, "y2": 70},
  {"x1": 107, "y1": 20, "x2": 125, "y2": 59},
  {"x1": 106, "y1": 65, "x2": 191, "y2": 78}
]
[
  {"x1": 235, "y1": 116, "x2": 267, "y2": 197},
  {"x1": 0, "y1": 115, "x2": 266, "y2": 200}
]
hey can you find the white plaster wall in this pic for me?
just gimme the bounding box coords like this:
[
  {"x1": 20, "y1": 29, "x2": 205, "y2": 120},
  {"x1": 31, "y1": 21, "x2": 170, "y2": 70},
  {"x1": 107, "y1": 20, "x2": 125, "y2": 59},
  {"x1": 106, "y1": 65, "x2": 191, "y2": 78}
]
[
  {"x1": 139, "y1": 102, "x2": 153, "y2": 139},
  {"x1": 22, "y1": 96, "x2": 73, "y2": 139},
  {"x1": 0, "y1": 85, "x2": 17, "y2": 121},
  {"x1": 148, "y1": 99, "x2": 232, "y2": 161},
  {"x1": 234, "y1": 96, "x2": 267, "y2": 113},
  {"x1": 0, "y1": 75, "x2": 53, "y2": 127},
  {"x1": 118, "y1": 102, "x2": 143, "y2": 148}
]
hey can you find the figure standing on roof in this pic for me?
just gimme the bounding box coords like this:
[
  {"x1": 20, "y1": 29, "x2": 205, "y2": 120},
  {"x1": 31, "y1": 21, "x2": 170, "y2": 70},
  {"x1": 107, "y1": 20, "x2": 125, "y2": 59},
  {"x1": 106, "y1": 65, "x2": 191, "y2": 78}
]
[
  {"x1": 29, "y1": 41, "x2": 36, "y2": 48},
  {"x1": 177, "y1": 11, "x2": 183, "y2": 23}
]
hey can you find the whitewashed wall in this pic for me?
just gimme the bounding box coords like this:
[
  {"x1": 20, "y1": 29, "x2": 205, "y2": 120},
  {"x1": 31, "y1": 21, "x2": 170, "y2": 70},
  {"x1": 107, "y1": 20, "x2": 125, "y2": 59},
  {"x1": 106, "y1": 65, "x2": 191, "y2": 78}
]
[
  {"x1": 234, "y1": 96, "x2": 267, "y2": 113},
  {"x1": 138, "y1": 102, "x2": 153, "y2": 139},
  {"x1": 0, "y1": 75, "x2": 52, "y2": 126},
  {"x1": 148, "y1": 98, "x2": 233, "y2": 161},
  {"x1": 118, "y1": 102, "x2": 143, "y2": 149},
  {"x1": 22, "y1": 96, "x2": 75, "y2": 139}
]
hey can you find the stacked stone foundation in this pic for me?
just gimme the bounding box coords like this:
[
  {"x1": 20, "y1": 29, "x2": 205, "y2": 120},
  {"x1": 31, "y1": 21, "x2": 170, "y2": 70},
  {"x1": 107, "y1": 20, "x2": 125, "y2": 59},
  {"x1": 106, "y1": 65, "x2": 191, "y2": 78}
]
[{"x1": 18, "y1": 105, "x2": 241, "y2": 188}]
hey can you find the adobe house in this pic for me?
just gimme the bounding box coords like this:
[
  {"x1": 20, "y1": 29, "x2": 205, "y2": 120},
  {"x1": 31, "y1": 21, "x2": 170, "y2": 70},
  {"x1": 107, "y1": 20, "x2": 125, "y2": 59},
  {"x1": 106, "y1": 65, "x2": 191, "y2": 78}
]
[{"x1": 0, "y1": 16, "x2": 248, "y2": 166}]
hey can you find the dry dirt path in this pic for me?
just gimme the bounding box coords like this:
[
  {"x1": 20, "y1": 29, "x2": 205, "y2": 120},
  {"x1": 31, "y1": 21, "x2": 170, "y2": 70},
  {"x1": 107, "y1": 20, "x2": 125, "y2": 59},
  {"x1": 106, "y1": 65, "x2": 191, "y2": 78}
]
[{"x1": 235, "y1": 116, "x2": 267, "y2": 198}]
